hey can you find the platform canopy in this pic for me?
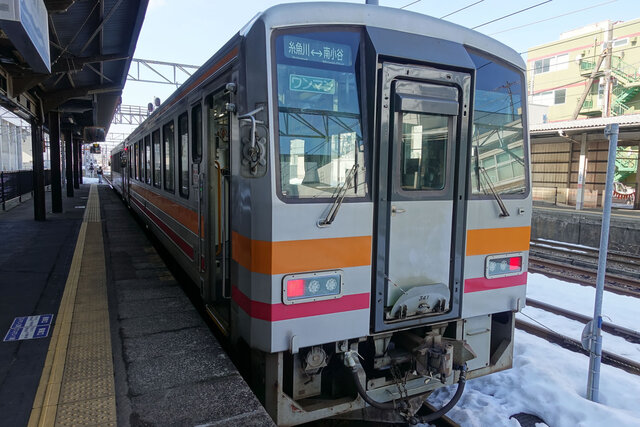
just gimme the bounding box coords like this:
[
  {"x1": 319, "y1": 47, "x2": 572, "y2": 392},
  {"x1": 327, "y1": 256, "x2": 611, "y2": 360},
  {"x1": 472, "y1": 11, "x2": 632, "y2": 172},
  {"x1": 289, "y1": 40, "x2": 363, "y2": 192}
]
[
  {"x1": 530, "y1": 114, "x2": 640, "y2": 146},
  {"x1": 0, "y1": 0, "x2": 148, "y2": 134}
]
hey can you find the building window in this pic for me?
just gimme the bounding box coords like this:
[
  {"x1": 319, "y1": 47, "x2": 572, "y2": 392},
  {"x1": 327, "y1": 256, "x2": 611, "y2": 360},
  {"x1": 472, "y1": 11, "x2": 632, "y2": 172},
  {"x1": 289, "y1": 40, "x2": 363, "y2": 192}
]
[
  {"x1": 534, "y1": 58, "x2": 551, "y2": 74},
  {"x1": 178, "y1": 112, "x2": 189, "y2": 198},
  {"x1": 532, "y1": 91, "x2": 553, "y2": 106},
  {"x1": 554, "y1": 54, "x2": 568, "y2": 71},
  {"x1": 532, "y1": 89, "x2": 565, "y2": 106},
  {"x1": 613, "y1": 38, "x2": 628, "y2": 47},
  {"x1": 163, "y1": 120, "x2": 175, "y2": 192},
  {"x1": 152, "y1": 129, "x2": 161, "y2": 188}
]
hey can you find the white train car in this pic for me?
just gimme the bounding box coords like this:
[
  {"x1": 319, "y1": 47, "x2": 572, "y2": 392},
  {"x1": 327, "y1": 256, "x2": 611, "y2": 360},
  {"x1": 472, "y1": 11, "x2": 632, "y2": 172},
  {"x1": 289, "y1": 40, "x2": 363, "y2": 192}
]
[{"x1": 112, "y1": 3, "x2": 531, "y2": 425}]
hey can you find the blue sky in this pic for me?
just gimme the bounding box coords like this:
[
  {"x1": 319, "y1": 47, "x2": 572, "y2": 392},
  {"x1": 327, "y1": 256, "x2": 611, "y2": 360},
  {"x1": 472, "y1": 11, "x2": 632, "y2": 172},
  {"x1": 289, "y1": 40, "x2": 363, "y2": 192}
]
[{"x1": 109, "y1": 0, "x2": 640, "y2": 137}]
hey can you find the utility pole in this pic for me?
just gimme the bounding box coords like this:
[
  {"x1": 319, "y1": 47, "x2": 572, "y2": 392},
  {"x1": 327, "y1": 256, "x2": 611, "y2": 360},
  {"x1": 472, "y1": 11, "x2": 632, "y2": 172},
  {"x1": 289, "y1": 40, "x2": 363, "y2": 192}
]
[
  {"x1": 603, "y1": 22, "x2": 614, "y2": 118},
  {"x1": 586, "y1": 123, "x2": 618, "y2": 401}
]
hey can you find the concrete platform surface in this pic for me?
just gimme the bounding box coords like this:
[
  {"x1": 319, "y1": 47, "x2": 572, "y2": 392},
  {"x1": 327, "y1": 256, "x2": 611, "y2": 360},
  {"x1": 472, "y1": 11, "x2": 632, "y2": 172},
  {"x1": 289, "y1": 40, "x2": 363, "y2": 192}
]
[{"x1": 0, "y1": 185, "x2": 274, "y2": 426}]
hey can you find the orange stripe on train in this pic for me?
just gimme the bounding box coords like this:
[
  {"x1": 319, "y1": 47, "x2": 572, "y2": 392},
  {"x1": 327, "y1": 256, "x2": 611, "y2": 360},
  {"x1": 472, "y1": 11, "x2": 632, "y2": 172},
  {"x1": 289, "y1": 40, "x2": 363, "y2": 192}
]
[
  {"x1": 466, "y1": 226, "x2": 530, "y2": 256},
  {"x1": 130, "y1": 183, "x2": 202, "y2": 235},
  {"x1": 232, "y1": 231, "x2": 372, "y2": 275}
]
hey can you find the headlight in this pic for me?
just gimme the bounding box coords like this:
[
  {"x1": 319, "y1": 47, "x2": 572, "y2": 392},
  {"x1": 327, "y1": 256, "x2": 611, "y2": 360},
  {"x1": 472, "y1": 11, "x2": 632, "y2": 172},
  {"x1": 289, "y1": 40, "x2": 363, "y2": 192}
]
[{"x1": 282, "y1": 271, "x2": 343, "y2": 304}]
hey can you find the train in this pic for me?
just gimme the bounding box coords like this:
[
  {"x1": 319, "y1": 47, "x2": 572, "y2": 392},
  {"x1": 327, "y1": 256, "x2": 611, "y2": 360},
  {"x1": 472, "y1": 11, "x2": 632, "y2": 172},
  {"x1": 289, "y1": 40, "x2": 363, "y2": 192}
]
[{"x1": 110, "y1": 3, "x2": 531, "y2": 425}]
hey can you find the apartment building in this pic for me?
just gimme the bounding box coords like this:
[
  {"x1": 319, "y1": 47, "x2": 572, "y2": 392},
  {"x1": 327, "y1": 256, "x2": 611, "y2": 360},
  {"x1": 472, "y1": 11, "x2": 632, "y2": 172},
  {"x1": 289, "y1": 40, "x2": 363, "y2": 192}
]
[{"x1": 527, "y1": 17, "x2": 640, "y2": 122}]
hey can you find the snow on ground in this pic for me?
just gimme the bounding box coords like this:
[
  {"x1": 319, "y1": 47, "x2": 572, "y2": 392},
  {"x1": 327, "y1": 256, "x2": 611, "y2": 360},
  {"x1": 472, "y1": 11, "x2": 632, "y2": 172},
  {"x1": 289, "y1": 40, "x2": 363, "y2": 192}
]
[
  {"x1": 526, "y1": 273, "x2": 639, "y2": 332},
  {"x1": 424, "y1": 273, "x2": 640, "y2": 427}
]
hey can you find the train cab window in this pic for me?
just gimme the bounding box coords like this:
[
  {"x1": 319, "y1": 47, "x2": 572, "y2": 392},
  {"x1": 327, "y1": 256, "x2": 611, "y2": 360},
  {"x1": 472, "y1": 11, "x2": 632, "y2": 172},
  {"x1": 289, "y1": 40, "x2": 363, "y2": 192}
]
[
  {"x1": 163, "y1": 121, "x2": 175, "y2": 192},
  {"x1": 144, "y1": 135, "x2": 151, "y2": 185},
  {"x1": 152, "y1": 129, "x2": 161, "y2": 188},
  {"x1": 468, "y1": 51, "x2": 528, "y2": 197},
  {"x1": 275, "y1": 30, "x2": 366, "y2": 199},
  {"x1": 400, "y1": 114, "x2": 448, "y2": 191},
  {"x1": 191, "y1": 104, "x2": 202, "y2": 163},
  {"x1": 178, "y1": 112, "x2": 189, "y2": 198}
]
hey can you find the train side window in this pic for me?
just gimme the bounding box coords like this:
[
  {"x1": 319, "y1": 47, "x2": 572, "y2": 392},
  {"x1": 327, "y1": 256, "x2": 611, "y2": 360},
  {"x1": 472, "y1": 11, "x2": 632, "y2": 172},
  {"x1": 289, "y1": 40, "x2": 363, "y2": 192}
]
[
  {"x1": 129, "y1": 147, "x2": 133, "y2": 178},
  {"x1": 152, "y1": 129, "x2": 161, "y2": 188},
  {"x1": 138, "y1": 140, "x2": 143, "y2": 181},
  {"x1": 191, "y1": 103, "x2": 202, "y2": 163},
  {"x1": 163, "y1": 120, "x2": 175, "y2": 192},
  {"x1": 134, "y1": 142, "x2": 139, "y2": 180},
  {"x1": 178, "y1": 112, "x2": 189, "y2": 198},
  {"x1": 145, "y1": 135, "x2": 151, "y2": 185}
]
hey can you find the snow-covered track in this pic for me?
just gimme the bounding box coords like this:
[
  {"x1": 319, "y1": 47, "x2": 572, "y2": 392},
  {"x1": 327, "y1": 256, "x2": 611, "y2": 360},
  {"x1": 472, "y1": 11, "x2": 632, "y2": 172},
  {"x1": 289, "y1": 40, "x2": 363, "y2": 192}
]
[
  {"x1": 526, "y1": 298, "x2": 640, "y2": 344},
  {"x1": 515, "y1": 320, "x2": 640, "y2": 376}
]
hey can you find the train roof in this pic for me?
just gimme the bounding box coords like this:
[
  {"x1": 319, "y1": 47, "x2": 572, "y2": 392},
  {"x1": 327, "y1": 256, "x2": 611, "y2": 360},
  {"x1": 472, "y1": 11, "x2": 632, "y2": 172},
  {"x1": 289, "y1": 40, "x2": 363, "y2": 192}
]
[
  {"x1": 255, "y1": 2, "x2": 525, "y2": 71},
  {"x1": 122, "y1": 2, "x2": 524, "y2": 146}
]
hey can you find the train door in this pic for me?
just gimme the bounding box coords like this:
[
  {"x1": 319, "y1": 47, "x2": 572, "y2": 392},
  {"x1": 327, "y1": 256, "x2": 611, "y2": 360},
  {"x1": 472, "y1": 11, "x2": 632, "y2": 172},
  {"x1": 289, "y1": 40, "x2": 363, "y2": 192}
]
[
  {"x1": 203, "y1": 88, "x2": 232, "y2": 333},
  {"x1": 373, "y1": 63, "x2": 470, "y2": 332}
]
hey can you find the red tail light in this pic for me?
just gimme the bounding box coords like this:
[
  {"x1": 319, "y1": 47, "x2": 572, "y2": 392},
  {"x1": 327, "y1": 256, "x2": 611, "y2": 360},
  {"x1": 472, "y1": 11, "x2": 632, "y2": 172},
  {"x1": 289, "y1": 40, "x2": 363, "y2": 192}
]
[
  {"x1": 286, "y1": 279, "x2": 305, "y2": 298},
  {"x1": 509, "y1": 256, "x2": 522, "y2": 270}
]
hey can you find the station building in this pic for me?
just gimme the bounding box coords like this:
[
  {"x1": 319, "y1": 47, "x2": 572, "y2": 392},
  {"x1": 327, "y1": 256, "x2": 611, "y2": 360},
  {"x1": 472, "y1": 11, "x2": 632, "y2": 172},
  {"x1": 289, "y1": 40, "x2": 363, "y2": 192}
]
[{"x1": 526, "y1": 18, "x2": 640, "y2": 210}]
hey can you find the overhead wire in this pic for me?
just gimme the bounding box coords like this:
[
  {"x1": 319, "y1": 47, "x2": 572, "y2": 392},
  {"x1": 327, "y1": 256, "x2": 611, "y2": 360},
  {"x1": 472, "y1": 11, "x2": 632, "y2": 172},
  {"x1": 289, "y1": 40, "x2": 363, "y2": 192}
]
[
  {"x1": 440, "y1": 0, "x2": 485, "y2": 19},
  {"x1": 400, "y1": 0, "x2": 421, "y2": 9},
  {"x1": 490, "y1": 0, "x2": 618, "y2": 36},
  {"x1": 526, "y1": 43, "x2": 640, "y2": 72},
  {"x1": 472, "y1": 0, "x2": 553, "y2": 30},
  {"x1": 520, "y1": 19, "x2": 640, "y2": 56}
]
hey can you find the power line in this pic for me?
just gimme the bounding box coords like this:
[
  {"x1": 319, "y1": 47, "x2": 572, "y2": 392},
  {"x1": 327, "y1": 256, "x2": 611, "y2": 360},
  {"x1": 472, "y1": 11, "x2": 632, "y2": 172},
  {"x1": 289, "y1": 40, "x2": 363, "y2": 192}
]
[
  {"x1": 525, "y1": 43, "x2": 640, "y2": 72},
  {"x1": 400, "y1": 0, "x2": 421, "y2": 9},
  {"x1": 440, "y1": 0, "x2": 484, "y2": 19},
  {"x1": 472, "y1": 0, "x2": 553, "y2": 30},
  {"x1": 521, "y1": 19, "x2": 640, "y2": 56},
  {"x1": 490, "y1": 0, "x2": 617, "y2": 36}
]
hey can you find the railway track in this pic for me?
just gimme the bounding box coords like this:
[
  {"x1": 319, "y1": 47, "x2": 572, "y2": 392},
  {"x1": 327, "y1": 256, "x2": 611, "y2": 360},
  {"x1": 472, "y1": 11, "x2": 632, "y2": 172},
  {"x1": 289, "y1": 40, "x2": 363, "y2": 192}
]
[
  {"x1": 528, "y1": 257, "x2": 640, "y2": 298},
  {"x1": 530, "y1": 239, "x2": 640, "y2": 269},
  {"x1": 526, "y1": 298, "x2": 640, "y2": 344},
  {"x1": 515, "y1": 320, "x2": 640, "y2": 376},
  {"x1": 529, "y1": 240, "x2": 640, "y2": 282}
]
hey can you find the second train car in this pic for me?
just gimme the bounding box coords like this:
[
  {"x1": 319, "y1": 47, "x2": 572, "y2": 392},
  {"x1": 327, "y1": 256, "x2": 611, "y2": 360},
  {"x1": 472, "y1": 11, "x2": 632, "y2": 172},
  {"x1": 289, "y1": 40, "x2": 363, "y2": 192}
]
[{"x1": 111, "y1": 3, "x2": 531, "y2": 425}]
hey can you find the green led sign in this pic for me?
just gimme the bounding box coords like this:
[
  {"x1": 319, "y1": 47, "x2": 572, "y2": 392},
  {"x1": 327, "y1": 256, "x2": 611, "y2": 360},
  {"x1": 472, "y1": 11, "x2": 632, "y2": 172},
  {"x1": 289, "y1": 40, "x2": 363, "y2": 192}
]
[
  {"x1": 289, "y1": 74, "x2": 336, "y2": 95},
  {"x1": 284, "y1": 35, "x2": 352, "y2": 66}
]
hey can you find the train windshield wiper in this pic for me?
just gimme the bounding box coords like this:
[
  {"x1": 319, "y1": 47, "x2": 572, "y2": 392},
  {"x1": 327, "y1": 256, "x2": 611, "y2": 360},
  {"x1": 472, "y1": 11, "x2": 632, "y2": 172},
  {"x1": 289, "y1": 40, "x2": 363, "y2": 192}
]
[
  {"x1": 478, "y1": 166, "x2": 510, "y2": 217},
  {"x1": 473, "y1": 145, "x2": 510, "y2": 217},
  {"x1": 318, "y1": 164, "x2": 358, "y2": 227}
]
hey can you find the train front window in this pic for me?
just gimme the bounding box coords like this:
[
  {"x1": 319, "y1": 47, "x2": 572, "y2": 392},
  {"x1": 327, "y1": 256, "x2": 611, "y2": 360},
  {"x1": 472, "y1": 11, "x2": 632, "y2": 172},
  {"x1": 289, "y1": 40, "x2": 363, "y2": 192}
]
[
  {"x1": 275, "y1": 31, "x2": 366, "y2": 199},
  {"x1": 400, "y1": 114, "x2": 448, "y2": 191},
  {"x1": 469, "y1": 52, "x2": 528, "y2": 196}
]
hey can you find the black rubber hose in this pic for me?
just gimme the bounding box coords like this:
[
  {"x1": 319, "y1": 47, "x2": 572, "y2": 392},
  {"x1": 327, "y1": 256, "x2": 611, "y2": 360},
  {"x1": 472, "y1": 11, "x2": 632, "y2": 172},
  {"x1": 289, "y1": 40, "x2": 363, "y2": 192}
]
[
  {"x1": 349, "y1": 366, "x2": 406, "y2": 411},
  {"x1": 413, "y1": 365, "x2": 468, "y2": 425}
]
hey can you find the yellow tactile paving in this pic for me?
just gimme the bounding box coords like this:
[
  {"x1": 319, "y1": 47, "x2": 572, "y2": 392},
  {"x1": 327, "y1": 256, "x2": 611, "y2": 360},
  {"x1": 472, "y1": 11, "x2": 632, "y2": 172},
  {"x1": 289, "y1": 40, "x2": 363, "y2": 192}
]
[{"x1": 28, "y1": 185, "x2": 116, "y2": 427}]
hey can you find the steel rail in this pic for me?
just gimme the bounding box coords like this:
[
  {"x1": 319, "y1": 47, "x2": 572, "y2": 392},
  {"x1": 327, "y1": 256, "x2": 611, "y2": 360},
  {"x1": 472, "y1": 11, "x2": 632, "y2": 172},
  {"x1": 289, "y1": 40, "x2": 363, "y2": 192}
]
[
  {"x1": 526, "y1": 298, "x2": 640, "y2": 344},
  {"x1": 530, "y1": 239, "x2": 640, "y2": 269},
  {"x1": 528, "y1": 257, "x2": 640, "y2": 298},
  {"x1": 515, "y1": 320, "x2": 640, "y2": 376}
]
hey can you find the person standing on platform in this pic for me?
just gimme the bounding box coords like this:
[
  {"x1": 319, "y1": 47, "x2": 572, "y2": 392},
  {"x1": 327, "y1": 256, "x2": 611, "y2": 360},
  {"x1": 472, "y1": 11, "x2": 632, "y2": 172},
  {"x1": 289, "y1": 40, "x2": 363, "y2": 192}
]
[
  {"x1": 89, "y1": 163, "x2": 95, "y2": 178},
  {"x1": 97, "y1": 165, "x2": 103, "y2": 183}
]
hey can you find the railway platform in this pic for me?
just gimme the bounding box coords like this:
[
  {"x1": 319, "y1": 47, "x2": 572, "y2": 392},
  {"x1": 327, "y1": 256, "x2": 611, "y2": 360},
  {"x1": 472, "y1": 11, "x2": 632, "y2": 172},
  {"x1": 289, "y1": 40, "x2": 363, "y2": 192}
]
[
  {"x1": 532, "y1": 202, "x2": 640, "y2": 255},
  {"x1": 0, "y1": 183, "x2": 273, "y2": 426}
]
